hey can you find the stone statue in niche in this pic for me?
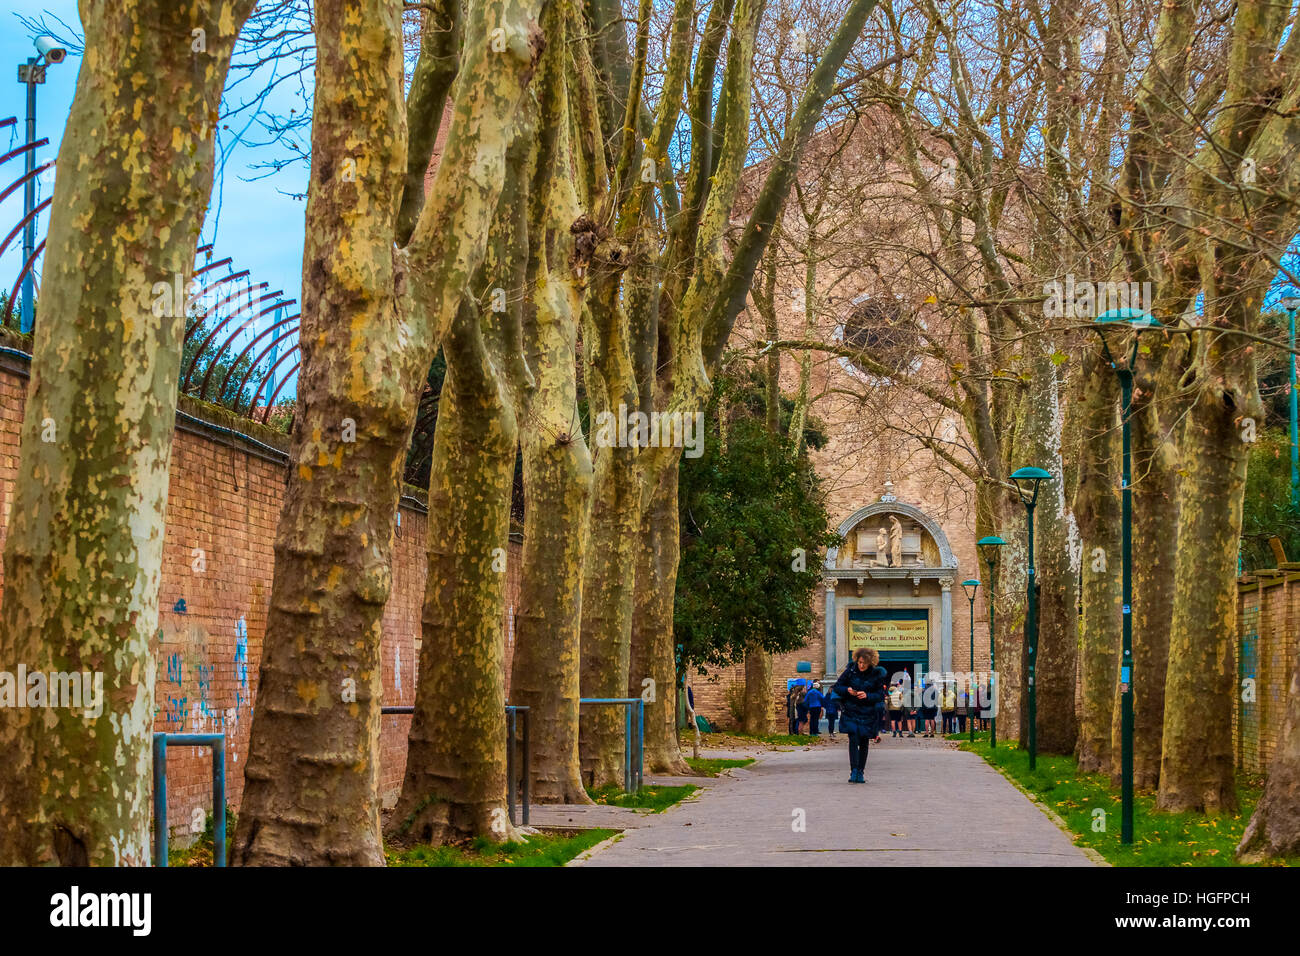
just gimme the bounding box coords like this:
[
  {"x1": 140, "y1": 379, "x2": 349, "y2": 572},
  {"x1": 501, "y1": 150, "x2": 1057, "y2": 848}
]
[
  {"x1": 876, "y1": 526, "x2": 888, "y2": 566},
  {"x1": 890, "y1": 515, "x2": 903, "y2": 568}
]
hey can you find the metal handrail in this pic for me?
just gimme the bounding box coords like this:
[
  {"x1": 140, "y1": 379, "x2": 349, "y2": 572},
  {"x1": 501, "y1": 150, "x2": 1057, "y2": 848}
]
[
  {"x1": 381, "y1": 704, "x2": 532, "y2": 826},
  {"x1": 580, "y1": 697, "x2": 645, "y2": 792},
  {"x1": 152, "y1": 732, "x2": 227, "y2": 867}
]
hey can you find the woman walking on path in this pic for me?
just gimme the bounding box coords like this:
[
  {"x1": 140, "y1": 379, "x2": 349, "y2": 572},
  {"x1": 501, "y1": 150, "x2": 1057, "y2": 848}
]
[{"x1": 834, "y1": 648, "x2": 887, "y2": 783}]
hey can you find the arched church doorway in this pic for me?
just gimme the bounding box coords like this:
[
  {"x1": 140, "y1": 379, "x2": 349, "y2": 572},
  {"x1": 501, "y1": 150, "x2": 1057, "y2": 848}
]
[{"x1": 821, "y1": 483, "x2": 960, "y2": 685}]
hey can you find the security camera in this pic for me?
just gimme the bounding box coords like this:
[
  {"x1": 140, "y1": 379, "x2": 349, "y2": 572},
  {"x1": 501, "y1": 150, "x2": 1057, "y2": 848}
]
[{"x1": 34, "y1": 37, "x2": 67, "y2": 64}]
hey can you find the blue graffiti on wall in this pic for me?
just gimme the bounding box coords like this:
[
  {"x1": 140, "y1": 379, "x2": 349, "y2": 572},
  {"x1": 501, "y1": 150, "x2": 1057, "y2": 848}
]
[
  {"x1": 163, "y1": 695, "x2": 187, "y2": 725},
  {"x1": 234, "y1": 617, "x2": 249, "y2": 713}
]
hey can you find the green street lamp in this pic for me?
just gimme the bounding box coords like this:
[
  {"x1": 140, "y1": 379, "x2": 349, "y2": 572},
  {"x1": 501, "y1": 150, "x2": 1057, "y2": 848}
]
[
  {"x1": 977, "y1": 535, "x2": 1006, "y2": 746},
  {"x1": 962, "y1": 579, "x2": 979, "y2": 742},
  {"x1": 1010, "y1": 466, "x2": 1053, "y2": 770},
  {"x1": 1092, "y1": 307, "x2": 1160, "y2": 844}
]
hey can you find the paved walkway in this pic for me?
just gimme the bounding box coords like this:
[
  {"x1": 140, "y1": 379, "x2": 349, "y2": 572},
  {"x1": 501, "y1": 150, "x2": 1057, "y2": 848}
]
[{"x1": 570, "y1": 739, "x2": 1097, "y2": 867}]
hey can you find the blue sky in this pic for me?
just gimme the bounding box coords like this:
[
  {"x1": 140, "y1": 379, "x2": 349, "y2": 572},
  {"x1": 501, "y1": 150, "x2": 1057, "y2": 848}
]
[{"x1": 1, "y1": 1, "x2": 309, "y2": 399}]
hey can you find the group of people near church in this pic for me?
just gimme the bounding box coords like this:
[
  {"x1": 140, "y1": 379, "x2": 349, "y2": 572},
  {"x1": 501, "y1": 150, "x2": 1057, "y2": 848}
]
[
  {"x1": 783, "y1": 654, "x2": 992, "y2": 783},
  {"x1": 786, "y1": 670, "x2": 990, "y2": 740}
]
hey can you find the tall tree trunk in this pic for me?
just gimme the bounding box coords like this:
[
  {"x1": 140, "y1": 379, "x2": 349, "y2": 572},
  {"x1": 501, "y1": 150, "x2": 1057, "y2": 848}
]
[
  {"x1": 743, "y1": 647, "x2": 774, "y2": 735},
  {"x1": 390, "y1": 300, "x2": 520, "y2": 844},
  {"x1": 629, "y1": 463, "x2": 689, "y2": 773},
  {"x1": 1157, "y1": 339, "x2": 1256, "y2": 813},
  {"x1": 507, "y1": 69, "x2": 596, "y2": 801},
  {"x1": 1074, "y1": 352, "x2": 1121, "y2": 773},
  {"x1": 1237, "y1": 637, "x2": 1300, "y2": 860},
  {"x1": 579, "y1": 447, "x2": 642, "y2": 788},
  {"x1": 981, "y1": 478, "x2": 1025, "y2": 744},
  {"x1": 0, "y1": 0, "x2": 253, "y2": 866},
  {"x1": 233, "y1": 0, "x2": 415, "y2": 866},
  {"x1": 745, "y1": 245, "x2": 779, "y2": 736},
  {"x1": 1012, "y1": 354, "x2": 1078, "y2": 754},
  {"x1": 240, "y1": 0, "x2": 544, "y2": 861},
  {"x1": 511, "y1": 380, "x2": 593, "y2": 802},
  {"x1": 1034, "y1": 360, "x2": 1079, "y2": 755}
]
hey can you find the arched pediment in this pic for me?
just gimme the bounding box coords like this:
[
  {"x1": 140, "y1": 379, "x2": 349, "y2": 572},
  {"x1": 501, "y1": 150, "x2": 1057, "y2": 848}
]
[{"x1": 825, "y1": 499, "x2": 956, "y2": 571}]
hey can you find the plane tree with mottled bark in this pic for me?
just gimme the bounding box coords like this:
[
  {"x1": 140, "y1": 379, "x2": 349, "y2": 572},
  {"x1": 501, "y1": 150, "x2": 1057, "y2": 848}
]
[{"x1": 0, "y1": 0, "x2": 259, "y2": 867}]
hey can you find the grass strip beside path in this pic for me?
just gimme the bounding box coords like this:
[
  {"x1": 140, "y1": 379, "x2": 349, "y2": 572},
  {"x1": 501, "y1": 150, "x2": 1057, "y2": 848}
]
[
  {"x1": 953, "y1": 733, "x2": 1296, "y2": 867},
  {"x1": 587, "y1": 783, "x2": 697, "y2": 811},
  {"x1": 685, "y1": 756, "x2": 755, "y2": 776},
  {"x1": 385, "y1": 829, "x2": 618, "y2": 867}
]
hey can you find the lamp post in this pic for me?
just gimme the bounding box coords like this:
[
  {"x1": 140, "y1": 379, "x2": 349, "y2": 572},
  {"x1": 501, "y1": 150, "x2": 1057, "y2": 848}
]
[
  {"x1": 1282, "y1": 296, "x2": 1300, "y2": 511},
  {"x1": 962, "y1": 579, "x2": 979, "y2": 742},
  {"x1": 1091, "y1": 308, "x2": 1160, "y2": 844},
  {"x1": 1010, "y1": 466, "x2": 1052, "y2": 770},
  {"x1": 16, "y1": 36, "x2": 68, "y2": 333},
  {"x1": 977, "y1": 535, "x2": 1006, "y2": 746}
]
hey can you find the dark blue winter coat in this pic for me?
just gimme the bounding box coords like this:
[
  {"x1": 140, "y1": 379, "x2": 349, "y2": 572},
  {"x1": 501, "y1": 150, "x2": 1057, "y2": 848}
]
[{"x1": 833, "y1": 663, "x2": 887, "y2": 737}]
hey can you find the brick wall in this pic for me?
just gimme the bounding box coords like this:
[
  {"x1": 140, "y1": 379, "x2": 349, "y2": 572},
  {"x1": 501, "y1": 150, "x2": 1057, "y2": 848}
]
[
  {"x1": 0, "y1": 345, "x2": 521, "y2": 842},
  {"x1": 1236, "y1": 572, "x2": 1298, "y2": 773}
]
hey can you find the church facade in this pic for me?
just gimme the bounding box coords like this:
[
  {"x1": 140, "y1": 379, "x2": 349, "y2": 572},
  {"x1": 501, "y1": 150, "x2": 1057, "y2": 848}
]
[{"x1": 689, "y1": 117, "x2": 995, "y2": 727}]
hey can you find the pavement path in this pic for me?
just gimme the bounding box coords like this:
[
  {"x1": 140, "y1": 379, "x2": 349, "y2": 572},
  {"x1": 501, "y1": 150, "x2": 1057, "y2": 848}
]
[{"x1": 567, "y1": 738, "x2": 1097, "y2": 867}]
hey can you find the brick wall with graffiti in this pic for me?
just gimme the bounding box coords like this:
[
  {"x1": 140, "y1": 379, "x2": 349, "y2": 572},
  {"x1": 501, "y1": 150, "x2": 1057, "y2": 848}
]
[{"x1": 0, "y1": 344, "x2": 522, "y2": 844}]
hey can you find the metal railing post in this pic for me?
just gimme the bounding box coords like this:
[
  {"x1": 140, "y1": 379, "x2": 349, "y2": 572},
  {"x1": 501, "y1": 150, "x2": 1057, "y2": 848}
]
[
  {"x1": 520, "y1": 706, "x2": 531, "y2": 825},
  {"x1": 506, "y1": 707, "x2": 517, "y2": 826},
  {"x1": 151, "y1": 732, "x2": 225, "y2": 867},
  {"x1": 579, "y1": 698, "x2": 644, "y2": 794},
  {"x1": 152, "y1": 733, "x2": 168, "y2": 866},
  {"x1": 212, "y1": 740, "x2": 226, "y2": 867},
  {"x1": 636, "y1": 698, "x2": 645, "y2": 791},
  {"x1": 624, "y1": 704, "x2": 632, "y2": 792}
]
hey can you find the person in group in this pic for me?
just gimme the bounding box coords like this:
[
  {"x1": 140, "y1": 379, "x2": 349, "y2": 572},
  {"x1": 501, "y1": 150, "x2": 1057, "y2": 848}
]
[
  {"x1": 873, "y1": 685, "x2": 887, "y2": 743},
  {"x1": 920, "y1": 678, "x2": 938, "y2": 737},
  {"x1": 980, "y1": 677, "x2": 994, "y2": 731},
  {"x1": 887, "y1": 679, "x2": 905, "y2": 737},
  {"x1": 824, "y1": 685, "x2": 840, "y2": 737},
  {"x1": 805, "y1": 680, "x2": 825, "y2": 736},
  {"x1": 970, "y1": 677, "x2": 987, "y2": 731},
  {"x1": 956, "y1": 682, "x2": 968, "y2": 734},
  {"x1": 795, "y1": 682, "x2": 811, "y2": 734},
  {"x1": 833, "y1": 648, "x2": 887, "y2": 783},
  {"x1": 941, "y1": 681, "x2": 956, "y2": 734},
  {"x1": 786, "y1": 683, "x2": 804, "y2": 735}
]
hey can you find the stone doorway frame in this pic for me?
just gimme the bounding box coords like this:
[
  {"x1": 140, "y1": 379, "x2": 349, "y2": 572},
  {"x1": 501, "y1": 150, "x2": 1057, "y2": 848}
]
[{"x1": 822, "y1": 498, "x2": 959, "y2": 681}]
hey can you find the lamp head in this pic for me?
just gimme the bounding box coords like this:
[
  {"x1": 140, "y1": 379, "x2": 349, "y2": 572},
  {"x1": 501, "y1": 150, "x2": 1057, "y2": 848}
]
[
  {"x1": 977, "y1": 534, "x2": 1006, "y2": 564},
  {"x1": 962, "y1": 578, "x2": 980, "y2": 601},
  {"x1": 1010, "y1": 466, "x2": 1053, "y2": 507},
  {"x1": 1280, "y1": 295, "x2": 1300, "y2": 313},
  {"x1": 1095, "y1": 307, "x2": 1159, "y2": 328}
]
